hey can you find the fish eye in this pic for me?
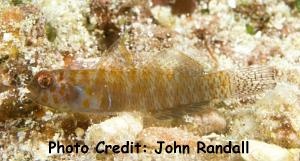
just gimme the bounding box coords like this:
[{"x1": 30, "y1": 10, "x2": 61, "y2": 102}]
[{"x1": 35, "y1": 71, "x2": 54, "y2": 89}]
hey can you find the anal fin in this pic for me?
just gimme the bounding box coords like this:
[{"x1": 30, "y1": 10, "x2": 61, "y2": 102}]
[{"x1": 146, "y1": 102, "x2": 210, "y2": 126}]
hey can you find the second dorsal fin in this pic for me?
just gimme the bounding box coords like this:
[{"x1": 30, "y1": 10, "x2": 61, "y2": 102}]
[{"x1": 148, "y1": 49, "x2": 205, "y2": 74}]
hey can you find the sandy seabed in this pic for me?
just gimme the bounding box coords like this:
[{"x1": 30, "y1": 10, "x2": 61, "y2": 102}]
[{"x1": 0, "y1": 0, "x2": 300, "y2": 160}]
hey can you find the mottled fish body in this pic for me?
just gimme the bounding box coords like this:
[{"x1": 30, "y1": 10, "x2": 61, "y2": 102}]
[{"x1": 28, "y1": 45, "x2": 276, "y2": 112}]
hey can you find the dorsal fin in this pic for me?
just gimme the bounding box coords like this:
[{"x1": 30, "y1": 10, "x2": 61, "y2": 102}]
[
  {"x1": 148, "y1": 49, "x2": 205, "y2": 74},
  {"x1": 96, "y1": 37, "x2": 135, "y2": 69},
  {"x1": 96, "y1": 37, "x2": 205, "y2": 75}
]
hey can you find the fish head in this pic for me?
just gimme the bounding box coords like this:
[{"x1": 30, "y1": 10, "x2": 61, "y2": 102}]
[{"x1": 28, "y1": 70, "x2": 79, "y2": 111}]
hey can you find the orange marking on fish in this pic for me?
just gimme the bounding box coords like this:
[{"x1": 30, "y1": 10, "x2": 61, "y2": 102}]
[
  {"x1": 28, "y1": 52, "x2": 276, "y2": 113},
  {"x1": 78, "y1": 70, "x2": 90, "y2": 83},
  {"x1": 82, "y1": 99, "x2": 90, "y2": 109},
  {"x1": 57, "y1": 71, "x2": 65, "y2": 81},
  {"x1": 127, "y1": 68, "x2": 137, "y2": 82},
  {"x1": 40, "y1": 93, "x2": 48, "y2": 103},
  {"x1": 68, "y1": 71, "x2": 77, "y2": 84},
  {"x1": 85, "y1": 87, "x2": 93, "y2": 96},
  {"x1": 94, "y1": 68, "x2": 106, "y2": 88},
  {"x1": 59, "y1": 84, "x2": 66, "y2": 96},
  {"x1": 53, "y1": 94, "x2": 60, "y2": 104}
]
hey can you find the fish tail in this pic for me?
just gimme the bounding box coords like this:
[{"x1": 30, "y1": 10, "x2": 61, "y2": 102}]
[{"x1": 231, "y1": 66, "x2": 277, "y2": 96}]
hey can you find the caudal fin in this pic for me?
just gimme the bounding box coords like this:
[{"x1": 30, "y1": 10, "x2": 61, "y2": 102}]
[{"x1": 231, "y1": 66, "x2": 277, "y2": 96}]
